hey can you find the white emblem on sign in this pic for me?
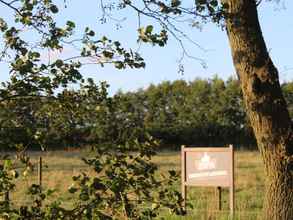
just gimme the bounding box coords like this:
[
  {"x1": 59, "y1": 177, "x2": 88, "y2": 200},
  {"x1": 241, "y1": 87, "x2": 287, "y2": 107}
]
[{"x1": 197, "y1": 152, "x2": 216, "y2": 170}]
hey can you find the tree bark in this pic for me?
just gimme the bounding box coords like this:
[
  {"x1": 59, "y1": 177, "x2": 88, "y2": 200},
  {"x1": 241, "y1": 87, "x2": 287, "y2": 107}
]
[{"x1": 222, "y1": 0, "x2": 293, "y2": 219}]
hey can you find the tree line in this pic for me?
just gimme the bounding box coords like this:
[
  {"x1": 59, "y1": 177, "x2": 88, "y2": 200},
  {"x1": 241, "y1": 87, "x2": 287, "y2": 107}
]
[{"x1": 1, "y1": 77, "x2": 292, "y2": 151}]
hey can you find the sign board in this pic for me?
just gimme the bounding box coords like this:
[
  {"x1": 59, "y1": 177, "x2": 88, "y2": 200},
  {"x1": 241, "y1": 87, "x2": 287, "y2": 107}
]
[{"x1": 181, "y1": 145, "x2": 234, "y2": 215}]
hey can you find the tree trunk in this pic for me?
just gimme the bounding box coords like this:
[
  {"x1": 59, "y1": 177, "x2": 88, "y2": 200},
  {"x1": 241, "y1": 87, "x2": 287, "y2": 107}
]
[{"x1": 222, "y1": 0, "x2": 293, "y2": 219}]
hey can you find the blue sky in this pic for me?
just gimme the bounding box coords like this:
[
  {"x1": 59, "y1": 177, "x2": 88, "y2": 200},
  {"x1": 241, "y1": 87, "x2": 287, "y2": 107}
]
[{"x1": 0, "y1": 1, "x2": 292, "y2": 95}]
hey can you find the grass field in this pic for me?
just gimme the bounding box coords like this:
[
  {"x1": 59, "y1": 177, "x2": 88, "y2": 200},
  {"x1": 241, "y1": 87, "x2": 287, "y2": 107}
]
[{"x1": 6, "y1": 150, "x2": 265, "y2": 220}]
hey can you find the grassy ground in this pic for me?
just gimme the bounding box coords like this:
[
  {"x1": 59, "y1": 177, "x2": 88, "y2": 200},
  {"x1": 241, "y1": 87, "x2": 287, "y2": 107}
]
[{"x1": 7, "y1": 150, "x2": 264, "y2": 219}]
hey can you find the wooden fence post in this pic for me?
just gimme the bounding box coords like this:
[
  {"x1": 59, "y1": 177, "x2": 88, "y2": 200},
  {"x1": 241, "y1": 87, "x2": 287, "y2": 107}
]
[
  {"x1": 38, "y1": 156, "x2": 42, "y2": 187},
  {"x1": 216, "y1": 186, "x2": 222, "y2": 210},
  {"x1": 4, "y1": 191, "x2": 9, "y2": 204},
  {"x1": 181, "y1": 145, "x2": 187, "y2": 210},
  {"x1": 229, "y1": 144, "x2": 235, "y2": 218}
]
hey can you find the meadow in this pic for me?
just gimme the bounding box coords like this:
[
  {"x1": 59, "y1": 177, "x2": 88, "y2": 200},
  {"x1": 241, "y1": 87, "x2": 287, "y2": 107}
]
[{"x1": 7, "y1": 150, "x2": 265, "y2": 220}]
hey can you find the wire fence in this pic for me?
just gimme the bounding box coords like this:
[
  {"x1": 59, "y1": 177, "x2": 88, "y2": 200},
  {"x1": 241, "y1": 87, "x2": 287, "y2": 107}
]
[{"x1": 1, "y1": 154, "x2": 264, "y2": 219}]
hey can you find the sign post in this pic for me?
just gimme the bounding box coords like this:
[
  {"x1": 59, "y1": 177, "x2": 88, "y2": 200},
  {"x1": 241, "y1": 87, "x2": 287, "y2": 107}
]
[
  {"x1": 216, "y1": 186, "x2": 222, "y2": 210},
  {"x1": 181, "y1": 145, "x2": 234, "y2": 216}
]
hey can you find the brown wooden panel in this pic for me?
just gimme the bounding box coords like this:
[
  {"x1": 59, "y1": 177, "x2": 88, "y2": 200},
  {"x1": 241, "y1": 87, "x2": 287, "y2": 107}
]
[{"x1": 183, "y1": 147, "x2": 233, "y2": 187}]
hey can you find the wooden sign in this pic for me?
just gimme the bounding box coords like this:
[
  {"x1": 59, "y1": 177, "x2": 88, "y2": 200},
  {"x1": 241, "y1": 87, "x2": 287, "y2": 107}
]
[{"x1": 181, "y1": 145, "x2": 234, "y2": 215}]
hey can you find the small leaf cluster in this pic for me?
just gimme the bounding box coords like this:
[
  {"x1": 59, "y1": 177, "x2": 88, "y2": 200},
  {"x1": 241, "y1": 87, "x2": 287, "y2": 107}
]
[
  {"x1": 138, "y1": 26, "x2": 168, "y2": 47},
  {"x1": 82, "y1": 32, "x2": 145, "y2": 69},
  {"x1": 0, "y1": 157, "x2": 16, "y2": 198}
]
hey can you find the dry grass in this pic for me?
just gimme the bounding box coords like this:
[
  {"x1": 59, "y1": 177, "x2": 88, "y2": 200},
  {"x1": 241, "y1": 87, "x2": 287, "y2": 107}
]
[{"x1": 6, "y1": 150, "x2": 264, "y2": 219}]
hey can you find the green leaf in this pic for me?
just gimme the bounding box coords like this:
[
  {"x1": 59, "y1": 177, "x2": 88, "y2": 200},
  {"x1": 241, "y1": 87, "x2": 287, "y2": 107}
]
[
  {"x1": 55, "y1": 59, "x2": 64, "y2": 68},
  {"x1": 68, "y1": 186, "x2": 78, "y2": 194},
  {"x1": 171, "y1": 0, "x2": 181, "y2": 8},
  {"x1": 0, "y1": 18, "x2": 8, "y2": 31},
  {"x1": 66, "y1": 21, "x2": 75, "y2": 27},
  {"x1": 114, "y1": 61, "x2": 124, "y2": 69},
  {"x1": 145, "y1": 25, "x2": 153, "y2": 34},
  {"x1": 210, "y1": 0, "x2": 218, "y2": 7},
  {"x1": 3, "y1": 159, "x2": 12, "y2": 169},
  {"x1": 88, "y1": 30, "x2": 95, "y2": 36},
  {"x1": 50, "y1": 4, "x2": 59, "y2": 13},
  {"x1": 168, "y1": 170, "x2": 177, "y2": 177}
]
